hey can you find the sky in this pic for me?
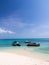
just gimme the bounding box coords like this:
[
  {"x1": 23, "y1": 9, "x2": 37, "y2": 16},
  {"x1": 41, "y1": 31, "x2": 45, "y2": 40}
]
[{"x1": 0, "y1": 0, "x2": 49, "y2": 38}]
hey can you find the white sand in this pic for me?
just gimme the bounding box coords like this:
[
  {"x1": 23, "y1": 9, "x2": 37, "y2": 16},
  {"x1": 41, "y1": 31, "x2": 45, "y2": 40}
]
[{"x1": 0, "y1": 52, "x2": 49, "y2": 65}]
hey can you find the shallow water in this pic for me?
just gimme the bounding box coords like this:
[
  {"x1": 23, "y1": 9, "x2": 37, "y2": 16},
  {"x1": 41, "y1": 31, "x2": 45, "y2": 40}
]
[{"x1": 0, "y1": 38, "x2": 49, "y2": 55}]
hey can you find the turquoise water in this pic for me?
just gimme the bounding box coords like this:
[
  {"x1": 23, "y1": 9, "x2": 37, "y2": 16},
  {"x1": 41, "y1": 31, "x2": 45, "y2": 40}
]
[{"x1": 0, "y1": 38, "x2": 49, "y2": 55}]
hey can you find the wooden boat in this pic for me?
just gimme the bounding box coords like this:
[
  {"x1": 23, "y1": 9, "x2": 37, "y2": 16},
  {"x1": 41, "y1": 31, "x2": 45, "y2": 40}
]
[
  {"x1": 12, "y1": 41, "x2": 21, "y2": 46},
  {"x1": 27, "y1": 43, "x2": 40, "y2": 47}
]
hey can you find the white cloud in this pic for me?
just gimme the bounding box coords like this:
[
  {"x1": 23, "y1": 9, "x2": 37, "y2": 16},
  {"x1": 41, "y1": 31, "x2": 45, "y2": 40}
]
[{"x1": 0, "y1": 28, "x2": 15, "y2": 34}]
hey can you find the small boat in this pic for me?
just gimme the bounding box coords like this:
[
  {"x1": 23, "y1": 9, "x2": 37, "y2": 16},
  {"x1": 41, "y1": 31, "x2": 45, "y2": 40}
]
[
  {"x1": 25, "y1": 40, "x2": 31, "y2": 43},
  {"x1": 12, "y1": 41, "x2": 21, "y2": 46},
  {"x1": 27, "y1": 43, "x2": 40, "y2": 47}
]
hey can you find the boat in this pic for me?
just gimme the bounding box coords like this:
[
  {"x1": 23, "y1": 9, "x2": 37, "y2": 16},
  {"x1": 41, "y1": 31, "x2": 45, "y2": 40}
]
[
  {"x1": 12, "y1": 41, "x2": 21, "y2": 46},
  {"x1": 27, "y1": 43, "x2": 40, "y2": 47},
  {"x1": 25, "y1": 40, "x2": 31, "y2": 43}
]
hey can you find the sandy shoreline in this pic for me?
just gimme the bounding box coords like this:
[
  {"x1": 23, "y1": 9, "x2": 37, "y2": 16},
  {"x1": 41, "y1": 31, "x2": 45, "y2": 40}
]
[
  {"x1": 0, "y1": 47, "x2": 49, "y2": 61},
  {"x1": 0, "y1": 48, "x2": 49, "y2": 65}
]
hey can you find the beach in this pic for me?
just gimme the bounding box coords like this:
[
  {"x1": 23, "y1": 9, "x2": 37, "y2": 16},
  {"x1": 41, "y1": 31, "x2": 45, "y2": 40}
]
[
  {"x1": 0, "y1": 38, "x2": 49, "y2": 65},
  {"x1": 0, "y1": 47, "x2": 49, "y2": 65}
]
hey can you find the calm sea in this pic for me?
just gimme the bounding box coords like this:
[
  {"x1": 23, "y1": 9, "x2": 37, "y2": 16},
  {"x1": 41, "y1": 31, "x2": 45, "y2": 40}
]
[{"x1": 0, "y1": 38, "x2": 49, "y2": 55}]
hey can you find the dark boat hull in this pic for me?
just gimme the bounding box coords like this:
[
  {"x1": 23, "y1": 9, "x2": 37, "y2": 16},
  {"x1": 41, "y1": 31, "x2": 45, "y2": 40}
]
[
  {"x1": 12, "y1": 43, "x2": 21, "y2": 46},
  {"x1": 12, "y1": 41, "x2": 21, "y2": 46},
  {"x1": 27, "y1": 44, "x2": 40, "y2": 47}
]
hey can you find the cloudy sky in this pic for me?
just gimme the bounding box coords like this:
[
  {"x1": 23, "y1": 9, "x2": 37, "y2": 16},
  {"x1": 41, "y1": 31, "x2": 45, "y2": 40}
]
[{"x1": 0, "y1": 0, "x2": 49, "y2": 38}]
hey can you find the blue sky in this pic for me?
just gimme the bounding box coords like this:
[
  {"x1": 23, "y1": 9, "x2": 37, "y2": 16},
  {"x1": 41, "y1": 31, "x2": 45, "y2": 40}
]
[{"x1": 0, "y1": 0, "x2": 49, "y2": 38}]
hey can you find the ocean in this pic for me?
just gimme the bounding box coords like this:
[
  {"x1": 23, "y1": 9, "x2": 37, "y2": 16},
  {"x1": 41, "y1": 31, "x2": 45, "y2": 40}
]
[{"x1": 0, "y1": 38, "x2": 49, "y2": 55}]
